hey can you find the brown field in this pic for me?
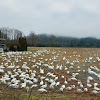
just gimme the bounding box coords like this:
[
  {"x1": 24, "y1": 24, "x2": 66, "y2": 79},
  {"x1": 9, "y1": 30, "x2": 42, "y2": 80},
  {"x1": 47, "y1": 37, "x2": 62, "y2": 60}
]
[{"x1": 0, "y1": 47, "x2": 100, "y2": 100}]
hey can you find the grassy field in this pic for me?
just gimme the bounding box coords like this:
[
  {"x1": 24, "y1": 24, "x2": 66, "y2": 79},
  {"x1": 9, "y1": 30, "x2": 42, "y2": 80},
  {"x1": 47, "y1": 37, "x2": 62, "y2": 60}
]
[{"x1": 0, "y1": 47, "x2": 100, "y2": 100}]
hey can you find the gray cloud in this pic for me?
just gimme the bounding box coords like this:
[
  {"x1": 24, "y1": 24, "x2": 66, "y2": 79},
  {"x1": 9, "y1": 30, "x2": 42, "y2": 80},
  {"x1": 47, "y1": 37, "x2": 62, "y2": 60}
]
[{"x1": 0, "y1": 0, "x2": 100, "y2": 38}]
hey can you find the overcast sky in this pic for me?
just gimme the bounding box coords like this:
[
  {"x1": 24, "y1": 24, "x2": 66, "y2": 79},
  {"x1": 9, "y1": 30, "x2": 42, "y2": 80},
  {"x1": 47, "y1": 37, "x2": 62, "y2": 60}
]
[{"x1": 0, "y1": 0, "x2": 100, "y2": 38}]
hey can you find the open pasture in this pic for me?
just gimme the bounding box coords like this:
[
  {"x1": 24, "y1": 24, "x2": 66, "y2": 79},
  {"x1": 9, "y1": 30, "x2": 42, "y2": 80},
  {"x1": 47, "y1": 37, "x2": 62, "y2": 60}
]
[{"x1": 0, "y1": 47, "x2": 100, "y2": 100}]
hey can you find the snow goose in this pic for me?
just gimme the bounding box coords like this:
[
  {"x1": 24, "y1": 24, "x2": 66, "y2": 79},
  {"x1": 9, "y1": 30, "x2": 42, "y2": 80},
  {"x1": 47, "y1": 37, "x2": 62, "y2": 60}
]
[
  {"x1": 0, "y1": 76, "x2": 6, "y2": 84},
  {"x1": 67, "y1": 71, "x2": 69, "y2": 74},
  {"x1": 0, "y1": 69, "x2": 4, "y2": 73},
  {"x1": 26, "y1": 86, "x2": 29, "y2": 92},
  {"x1": 54, "y1": 76, "x2": 58, "y2": 81},
  {"x1": 33, "y1": 78, "x2": 38, "y2": 83},
  {"x1": 49, "y1": 81, "x2": 56, "y2": 89},
  {"x1": 62, "y1": 85, "x2": 65, "y2": 89},
  {"x1": 66, "y1": 86, "x2": 72, "y2": 90},
  {"x1": 38, "y1": 88, "x2": 47, "y2": 92},
  {"x1": 21, "y1": 82, "x2": 26, "y2": 88},
  {"x1": 31, "y1": 84, "x2": 37, "y2": 88},
  {"x1": 40, "y1": 68, "x2": 44, "y2": 74},
  {"x1": 84, "y1": 88, "x2": 88, "y2": 92},
  {"x1": 56, "y1": 82, "x2": 60, "y2": 86},
  {"x1": 80, "y1": 84, "x2": 84, "y2": 88},
  {"x1": 61, "y1": 75, "x2": 64, "y2": 78},
  {"x1": 40, "y1": 76, "x2": 45, "y2": 80},
  {"x1": 94, "y1": 83, "x2": 100, "y2": 90},
  {"x1": 7, "y1": 66, "x2": 15, "y2": 69},
  {"x1": 48, "y1": 65, "x2": 54, "y2": 69},
  {"x1": 63, "y1": 57, "x2": 66, "y2": 60},
  {"x1": 60, "y1": 87, "x2": 64, "y2": 91},
  {"x1": 45, "y1": 78, "x2": 49, "y2": 82},
  {"x1": 87, "y1": 83, "x2": 92, "y2": 87},
  {"x1": 77, "y1": 88, "x2": 83, "y2": 92},
  {"x1": 71, "y1": 85, "x2": 75, "y2": 89},
  {"x1": 64, "y1": 78, "x2": 68, "y2": 84},
  {"x1": 40, "y1": 79, "x2": 44, "y2": 85},
  {"x1": 92, "y1": 90, "x2": 99, "y2": 94},
  {"x1": 71, "y1": 77, "x2": 77, "y2": 81},
  {"x1": 41, "y1": 82, "x2": 47, "y2": 88},
  {"x1": 88, "y1": 76, "x2": 93, "y2": 80}
]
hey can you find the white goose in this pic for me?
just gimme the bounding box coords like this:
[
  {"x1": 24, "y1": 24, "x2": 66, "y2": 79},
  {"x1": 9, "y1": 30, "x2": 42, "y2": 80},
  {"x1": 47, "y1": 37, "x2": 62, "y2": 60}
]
[
  {"x1": 94, "y1": 83, "x2": 100, "y2": 90},
  {"x1": 64, "y1": 78, "x2": 68, "y2": 84},
  {"x1": 41, "y1": 82, "x2": 47, "y2": 88},
  {"x1": 38, "y1": 88, "x2": 47, "y2": 92},
  {"x1": 40, "y1": 68, "x2": 44, "y2": 74},
  {"x1": 40, "y1": 79, "x2": 44, "y2": 85}
]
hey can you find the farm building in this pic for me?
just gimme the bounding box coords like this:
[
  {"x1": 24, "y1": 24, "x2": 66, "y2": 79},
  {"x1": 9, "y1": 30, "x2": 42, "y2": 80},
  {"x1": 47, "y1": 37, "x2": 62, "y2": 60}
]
[{"x1": 0, "y1": 38, "x2": 7, "y2": 52}]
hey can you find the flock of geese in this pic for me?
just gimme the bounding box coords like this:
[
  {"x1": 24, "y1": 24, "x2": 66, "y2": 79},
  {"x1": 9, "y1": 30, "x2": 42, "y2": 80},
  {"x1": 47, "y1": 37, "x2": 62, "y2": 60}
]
[{"x1": 0, "y1": 49, "x2": 100, "y2": 94}]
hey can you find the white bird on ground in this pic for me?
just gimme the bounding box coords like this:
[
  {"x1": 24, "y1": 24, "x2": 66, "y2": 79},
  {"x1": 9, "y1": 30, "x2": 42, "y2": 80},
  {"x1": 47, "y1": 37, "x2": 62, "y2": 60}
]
[
  {"x1": 45, "y1": 78, "x2": 49, "y2": 82},
  {"x1": 67, "y1": 71, "x2": 69, "y2": 74},
  {"x1": 84, "y1": 88, "x2": 88, "y2": 92},
  {"x1": 54, "y1": 77, "x2": 58, "y2": 81},
  {"x1": 0, "y1": 69, "x2": 4, "y2": 73},
  {"x1": 26, "y1": 86, "x2": 29, "y2": 92},
  {"x1": 77, "y1": 89, "x2": 83, "y2": 92},
  {"x1": 49, "y1": 81, "x2": 56, "y2": 89},
  {"x1": 62, "y1": 85, "x2": 65, "y2": 88},
  {"x1": 21, "y1": 82, "x2": 26, "y2": 88},
  {"x1": 80, "y1": 84, "x2": 84, "y2": 88},
  {"x1": 61, "y1": 75, "x2": 64, "y2": 78},
  {"x1": 71, "y1": 77, "x2": 77, "y2": 81},
  {"x1": 48, "y1": 65, "x2": 54, "y2": 69},
  {"x1": 92, "y1": 90, "x2": 99, "y2": 94},
  {"x1": 40, "y1": 79, "x2": 44, "y2": 85},
  {"x1": 59, "y1": 85, "x2": 65, "y2": 91},
  {"x1": 88, "y1": 76, "x2": 93, "y2": 80},
  {"x1": 64, "y1": 78, "x2": 68, "y2": 84},
  {"x1": 38, "y1": 88, "x2": 47, "y2": 92},
  {"x1": 40, "y1": 76, "x2": 45, "y2": 80},
  {"x1": 87, "y1": 83, "x2": 92, "y2": 87},
  {"x1": 41, "y1": 82, "x2": 47, "y2": 88},
  {"x1": 7, "y1": 66, "x2": 15, "y2": 69},
  {"x1": 66, "y1": 86, "x2": 72, "y2": 90},
  {"x1": 31, "y1": 84, "x2": 37, "y2": 88},
  {"x1": 56, "y1": 82, "x2": 60, "y2": 86},
  {"x1": 40, "y1": 68, "x2": 44, "y2": 74},
  {"x1": 33, "y1": 78, "x2": 38, "y2": 83},
  {"x1": 63, "y1": 57, "x2": 66, "y2": 60},
  {"x1": 71, "y1": 85, "x2": 75, "y2": 89},
  {"x1": 94, "y1": 83, "x2": 100, "y2": 90},
  {"x1": 77, "y1": 80, "x2": 82, "y2": 85},
  {"x1": 60, "y1": 87, "x2": 64, "y2": 91}
]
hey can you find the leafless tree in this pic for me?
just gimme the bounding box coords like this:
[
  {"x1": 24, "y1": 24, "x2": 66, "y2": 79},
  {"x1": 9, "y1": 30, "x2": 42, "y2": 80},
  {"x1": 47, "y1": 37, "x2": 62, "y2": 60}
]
[
  {"x1": 0, "y1": 27, "x2": 23, "y2": 40},
  {"x1": 27, "y1": 31, "x2": 37, "y2": 46}
]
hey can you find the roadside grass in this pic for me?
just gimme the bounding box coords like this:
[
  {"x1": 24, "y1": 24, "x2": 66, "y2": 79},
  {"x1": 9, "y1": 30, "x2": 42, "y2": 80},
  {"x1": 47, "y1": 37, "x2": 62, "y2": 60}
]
[
  {"x1": 27, "y1": 49, "x2": 37, "y2": 52},
  {"x1": 22, "y1": 94, "x2": 74, "y2": 100}
]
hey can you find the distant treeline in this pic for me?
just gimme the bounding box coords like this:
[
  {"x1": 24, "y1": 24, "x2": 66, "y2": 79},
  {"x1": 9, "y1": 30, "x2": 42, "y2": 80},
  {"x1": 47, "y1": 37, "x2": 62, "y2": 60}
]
[
  {"x1": 0, "y1": 27, "x2": 100, "y2": 48},
  {"x1": 26, "y1": 33, "x2": 100, "y2": 47}
]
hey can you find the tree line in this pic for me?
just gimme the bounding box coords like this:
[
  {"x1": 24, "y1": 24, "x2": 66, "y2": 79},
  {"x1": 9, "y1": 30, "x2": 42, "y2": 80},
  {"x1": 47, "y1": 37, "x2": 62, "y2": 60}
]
[
  {"x1": 27, "y1": 32, "x2": 100, "y2": 47},
  {"x1": 0, "y1": 27, "x2": 100, "y2": 48}
]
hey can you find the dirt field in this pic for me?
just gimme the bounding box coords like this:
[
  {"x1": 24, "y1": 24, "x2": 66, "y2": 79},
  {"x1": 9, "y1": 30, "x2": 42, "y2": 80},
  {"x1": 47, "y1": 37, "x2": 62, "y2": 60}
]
[{"x1": 0, "y1": 47, "x2": 100, "y2": 100}]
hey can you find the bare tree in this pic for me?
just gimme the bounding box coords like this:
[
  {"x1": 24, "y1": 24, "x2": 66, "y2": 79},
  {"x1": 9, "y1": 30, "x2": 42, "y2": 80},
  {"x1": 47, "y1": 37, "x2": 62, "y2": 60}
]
[
  {"x1": 13, "y1": 29, "x2": 23, "y2": 40},
  {"x1": 27, "y1": 32, "x2": 37, "y2": 46},
  {"x1": 0, "y1": 27, "x2": 10, "y2": 39},
  {"x1": 0, "y1": 27, "x2": 23, "y2": 40}
]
